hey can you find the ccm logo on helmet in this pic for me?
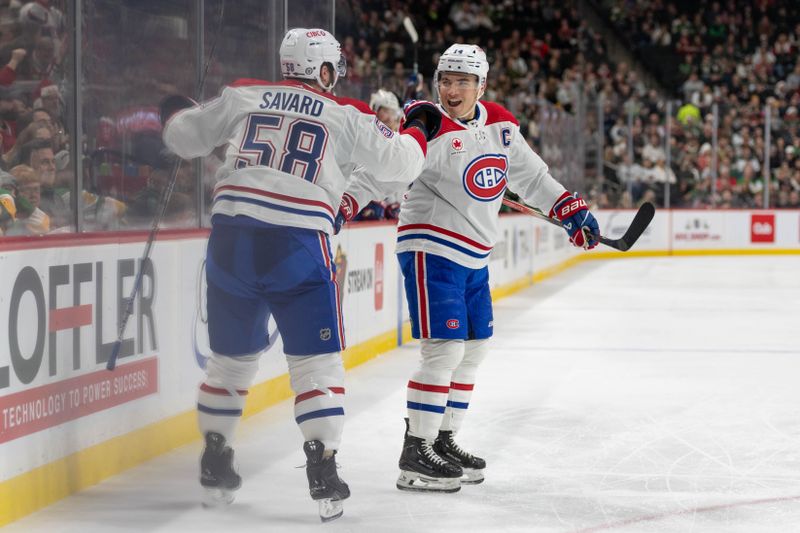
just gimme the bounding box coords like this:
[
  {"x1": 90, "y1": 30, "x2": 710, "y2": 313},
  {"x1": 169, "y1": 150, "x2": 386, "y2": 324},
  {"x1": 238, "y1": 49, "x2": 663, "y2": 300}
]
[
  {"x1": 462, "y1": 153, "x2": 508, "y2": 202},
  {"x1": 306, "y1": 30, "x2": 327, "y2": 37}
]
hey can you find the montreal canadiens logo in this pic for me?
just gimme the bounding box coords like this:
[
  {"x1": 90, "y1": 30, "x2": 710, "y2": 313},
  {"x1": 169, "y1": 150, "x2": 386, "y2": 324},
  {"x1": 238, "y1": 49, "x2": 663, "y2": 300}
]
[
  {"x1": 446, "y1": 319, "x2": 460, "y2": 329},
  {"x1": 462, "y1": 153, "x2": 508, "y2": 202}
]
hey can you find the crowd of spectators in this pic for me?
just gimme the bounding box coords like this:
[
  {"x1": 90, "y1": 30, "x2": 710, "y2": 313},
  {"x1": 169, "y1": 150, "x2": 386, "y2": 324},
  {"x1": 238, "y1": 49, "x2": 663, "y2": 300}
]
[
  {"x1": 0, "y1": 0, "x2": 78, "y2": 236},
  {"x1": 3, "y1": 0, "x2": 800, "y2": 238},
  {"x1": 594, "y1": 0, "x2": 800, "y2": 208},
  {"x1": 338, "y1": 0, "x2": 800, "y2": 212}
]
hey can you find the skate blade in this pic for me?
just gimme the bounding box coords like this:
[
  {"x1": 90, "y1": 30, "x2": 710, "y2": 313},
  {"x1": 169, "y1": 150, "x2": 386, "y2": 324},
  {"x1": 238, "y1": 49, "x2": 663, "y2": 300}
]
[
  {"x1": 396, "y1": 471, "x2": 461, "y2": 493},
  {"x1": 461, "y1": 468, "x2": 485, "y2": 485},
  {"x1": 318, "y1": 498, "x2": 343, "y2": 522},
  {"x1": 202, "y1": 487, "x2": 236, "y2": 508}
]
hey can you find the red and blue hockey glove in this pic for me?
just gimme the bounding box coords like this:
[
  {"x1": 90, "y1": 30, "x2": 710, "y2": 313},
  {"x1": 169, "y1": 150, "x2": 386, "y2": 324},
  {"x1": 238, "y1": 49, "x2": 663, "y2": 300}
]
[
  {"x1": 385, "y1": 202, "x2": 401, "y2": 219},
  {"x1": 354, "y1": 201, "x2": 386, "y2": 221},
  {"x1": 550, "y1": 192, "x2": 600, "y2": 249},
  {"x1": 334, "y1": 193, "x2": 358, "y2": 235},
  {"x1": 401, "y1": 100, "x2": 442, "y2": 141},
  {"x1": 159, "y1": 94, "x2": 197, "y2": 126}
]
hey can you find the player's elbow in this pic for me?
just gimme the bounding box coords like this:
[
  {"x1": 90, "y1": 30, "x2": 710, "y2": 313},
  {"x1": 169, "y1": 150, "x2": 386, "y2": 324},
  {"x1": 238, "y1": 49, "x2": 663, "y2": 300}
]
[{"x1": 376, "y1": 146, "x2": 425, "y2": 184}]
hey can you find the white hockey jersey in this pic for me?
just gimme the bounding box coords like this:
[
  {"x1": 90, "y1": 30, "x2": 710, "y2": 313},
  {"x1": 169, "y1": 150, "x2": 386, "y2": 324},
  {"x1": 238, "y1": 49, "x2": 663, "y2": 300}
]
[
  {"x1": 163, "y1": 79, "x2": 426, "y2": 234},
  {"x1": 343, "y1": 101, "x2": 567, "y2": 268}
]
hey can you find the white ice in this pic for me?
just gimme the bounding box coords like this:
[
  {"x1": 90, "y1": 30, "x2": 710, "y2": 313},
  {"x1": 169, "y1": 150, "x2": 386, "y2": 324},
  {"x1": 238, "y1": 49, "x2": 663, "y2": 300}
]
[{"x1": 6, "y1": 255, "x2": 800, "y2": 532}]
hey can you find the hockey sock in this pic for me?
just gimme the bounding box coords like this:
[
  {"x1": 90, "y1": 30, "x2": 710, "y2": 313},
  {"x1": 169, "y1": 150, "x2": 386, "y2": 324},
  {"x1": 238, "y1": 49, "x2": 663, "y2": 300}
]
[
  {"x1": 197, "y1": 352, "x2": 260, "y2": 443},
  {"x1": 440, "y1": 338, "x2": 488, "y2": 433},
  {"x1": 287, "y1": 352, "x2": 346, "y2": 451},
  {"x1": 407, "y1": 339, "x2": 464, "y2": 440}
]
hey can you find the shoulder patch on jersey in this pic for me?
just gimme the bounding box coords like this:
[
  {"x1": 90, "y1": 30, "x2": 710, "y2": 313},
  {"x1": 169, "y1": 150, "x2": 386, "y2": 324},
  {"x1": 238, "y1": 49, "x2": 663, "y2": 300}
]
[
  {"x1": 374, "y1": 117, "x2": 394, "y2": 138},
  {"x1": 482, "y1": 101, "x2": 519, "y2": 127}
]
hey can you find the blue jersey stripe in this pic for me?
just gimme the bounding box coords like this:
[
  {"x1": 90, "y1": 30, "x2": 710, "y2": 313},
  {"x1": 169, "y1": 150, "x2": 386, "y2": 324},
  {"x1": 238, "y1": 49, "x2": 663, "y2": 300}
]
[
  {"x1": 407, "y1": 401, "x2": 447, "y2": 414},
  {"x1": 215, "y1": 194, "x2": 334, "y2": 225},
  {"x1": 197, "y1": 403, "x2": 243, "y2": 417},
  {"x1": 295, "y1": 407, "x2": 345, "y2": 424},
  {"x1": 397, "y1": 233, "x2": 491, "y2": 259},
  {"x1": 446, "y1": 400, "x2": 470, "y2": 409}
]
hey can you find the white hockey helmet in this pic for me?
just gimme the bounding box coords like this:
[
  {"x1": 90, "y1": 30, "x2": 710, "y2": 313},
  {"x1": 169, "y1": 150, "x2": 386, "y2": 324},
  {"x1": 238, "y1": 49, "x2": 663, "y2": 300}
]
[
  {"x1": 436, "y1": 44, "x2": 489, "y2": 97},
  {"x1": 280, "y1": 28, "x2": 346, "y2": 91},
  {"x1": 369, "y1": 89, "x2": 400, "y2": 113}
]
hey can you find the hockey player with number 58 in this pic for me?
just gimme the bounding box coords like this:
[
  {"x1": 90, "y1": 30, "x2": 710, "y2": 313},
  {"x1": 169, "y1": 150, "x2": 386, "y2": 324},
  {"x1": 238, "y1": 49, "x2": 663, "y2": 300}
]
[
  {"x1": 161, "y1": 28, "x2": 440, "y2": 521},
  {"x1": 338, "y1": 44, "x2": 600, "y2": 493}
]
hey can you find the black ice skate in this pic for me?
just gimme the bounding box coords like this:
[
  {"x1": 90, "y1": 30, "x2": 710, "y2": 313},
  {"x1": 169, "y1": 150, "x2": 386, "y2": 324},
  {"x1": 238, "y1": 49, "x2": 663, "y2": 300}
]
[
  {"x1": 304, "y1": 440, "x2": 350, "y2": 522},
  {"x1": 200, "y1": 432, "x2": 242, "y2": 507},
  {"x1": 434, "y1": 430, "x2": 486, "y2": 484},
  {"x1": 397, "y1": 429, "x2": 463, "y2": 493}
]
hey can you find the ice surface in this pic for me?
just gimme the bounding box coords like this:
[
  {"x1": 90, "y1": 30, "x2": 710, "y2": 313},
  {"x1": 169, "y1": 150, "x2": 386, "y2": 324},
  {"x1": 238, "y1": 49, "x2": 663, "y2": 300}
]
[{"x1": 7, "y1": 256, "x2": 800, "y2": 532}]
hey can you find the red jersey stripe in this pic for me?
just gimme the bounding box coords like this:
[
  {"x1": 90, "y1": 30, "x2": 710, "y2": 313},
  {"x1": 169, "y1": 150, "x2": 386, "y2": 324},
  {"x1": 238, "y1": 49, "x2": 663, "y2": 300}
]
[
  {"x1": 399, "y1": 223, "x2": 493, "y2": 250},
  {"x1": 214, "y1": 184, "x2": 336, "y2": 217}
]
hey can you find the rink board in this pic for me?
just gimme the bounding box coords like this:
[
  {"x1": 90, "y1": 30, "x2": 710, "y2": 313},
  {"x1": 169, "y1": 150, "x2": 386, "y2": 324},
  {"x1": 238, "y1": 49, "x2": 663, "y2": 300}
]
[{"x1": 1, "y1": 208, "x2": 799, "y2": 524}]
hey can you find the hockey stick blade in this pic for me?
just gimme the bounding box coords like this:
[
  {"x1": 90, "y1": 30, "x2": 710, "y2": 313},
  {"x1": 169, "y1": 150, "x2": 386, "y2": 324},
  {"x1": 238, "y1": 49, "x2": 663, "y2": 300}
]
[
  {"x1": 599, "y1": 201, "x2": 655, "y2": 251},
  {"x1": 501, "y1": 198, "x2": 655, "y2": 252}
]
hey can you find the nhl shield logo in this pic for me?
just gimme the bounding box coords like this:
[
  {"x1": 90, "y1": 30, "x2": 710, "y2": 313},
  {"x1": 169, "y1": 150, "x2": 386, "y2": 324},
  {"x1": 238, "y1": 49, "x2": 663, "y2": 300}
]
[
  {"x1": 462, "y1": 153, "x2": 508, "y2": 202},
  {"x1": 320, "y1": 328, "x2": 332, "y2": 341}
]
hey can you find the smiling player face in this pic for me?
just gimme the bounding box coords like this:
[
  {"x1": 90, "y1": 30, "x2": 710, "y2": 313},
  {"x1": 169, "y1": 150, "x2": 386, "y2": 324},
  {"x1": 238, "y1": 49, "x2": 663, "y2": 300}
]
[{"x1": 438, "y1": 72, "x2": 481, "y2": 121}]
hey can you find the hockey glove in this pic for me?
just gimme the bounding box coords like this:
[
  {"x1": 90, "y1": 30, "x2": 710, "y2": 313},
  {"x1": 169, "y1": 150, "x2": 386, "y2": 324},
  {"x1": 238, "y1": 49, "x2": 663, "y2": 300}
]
[
  {"x1": 159, "y1": 94, "x2": 197, "y2": 126},
  {"x1": 385, "y1": 202, "x2": 401, "y2": 219},
  {"x1": 401, "y1": 100, "x2": 442, "y2": 141},
  {"x1": 551, "y1": 192, "x2": 600, "y2": 250},
  {"x1": 334, "y1": 193, "x2": 358, "y2": 235},
  {"x1": 354, "y1": 201, "x2": 386, "y2": 221}
]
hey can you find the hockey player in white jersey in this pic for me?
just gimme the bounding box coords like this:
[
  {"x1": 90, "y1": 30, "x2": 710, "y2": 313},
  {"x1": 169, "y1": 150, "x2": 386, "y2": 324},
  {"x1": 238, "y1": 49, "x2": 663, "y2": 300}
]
[
  {"x1": 339, "y1": 44, "x2": 599, "y2": 493},
  {"x1": 160, "y1": 28, "x2": 440, "y2": 521}
]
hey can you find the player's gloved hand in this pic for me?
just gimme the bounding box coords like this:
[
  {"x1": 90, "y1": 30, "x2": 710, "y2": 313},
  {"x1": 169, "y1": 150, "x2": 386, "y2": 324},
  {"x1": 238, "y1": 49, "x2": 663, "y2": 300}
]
[
  {"x1": 334, "y1": 193, "x2": 358, "y2": 235},
  {"x1": 385, "y1": 202, "x2": 401, "y2": 219},
  {"x1": 401, "y1": 100, "x2": 442, "y2": 141},
  {"x1": 355, "y1": 201, "x2": 385, "y2": 221},
  {"x1": 159, "y1": 94, "x2": 197, "y2": 126},
  {"x1": 550, "y1": 192, "x2": 600, "y2": 250}
]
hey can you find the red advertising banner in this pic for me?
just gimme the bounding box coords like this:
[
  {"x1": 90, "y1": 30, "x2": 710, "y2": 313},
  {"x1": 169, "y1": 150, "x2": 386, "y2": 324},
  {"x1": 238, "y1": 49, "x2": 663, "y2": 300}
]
[
  {"x1": 0, "y1": 357, "x2": 158, "y2": 443},
  {"x1": 751, "y1": 213, "x2": 775, "y2": 243}
]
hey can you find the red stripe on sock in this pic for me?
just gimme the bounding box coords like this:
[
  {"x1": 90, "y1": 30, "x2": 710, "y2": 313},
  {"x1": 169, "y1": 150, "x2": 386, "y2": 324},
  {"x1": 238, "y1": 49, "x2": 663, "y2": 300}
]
[
  {"x1": 295, "y1": 389, "x2": 325, "y2": 403},
  {"x1": 450, "y1": 382, "x2": 474, "y2": 391},
  {"x1": 200, "y1": 383, "x2": 248, "y2": 396},
  {"x1": 295, "y1": 387, "x2": 345, "y2": 404},
  {"x1": 407, "y1": 380, "x2": 450, "y2": 394}
]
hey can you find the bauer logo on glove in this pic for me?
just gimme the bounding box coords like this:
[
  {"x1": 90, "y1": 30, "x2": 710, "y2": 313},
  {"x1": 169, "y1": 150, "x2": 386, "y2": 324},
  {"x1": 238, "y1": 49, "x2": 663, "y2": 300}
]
[{"x1": 550, "y1": 192, "x2": 600, "y2": 250}]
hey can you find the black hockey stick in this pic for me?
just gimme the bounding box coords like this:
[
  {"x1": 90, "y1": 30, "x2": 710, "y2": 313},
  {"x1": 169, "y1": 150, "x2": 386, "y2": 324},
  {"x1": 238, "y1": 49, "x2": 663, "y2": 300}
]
[
  {"x1": 502, "y1": 197, "x2": 655, "y2": 252},
  {"x1": 107, "y1": 0, "x2": 226, "y2": 371}
]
